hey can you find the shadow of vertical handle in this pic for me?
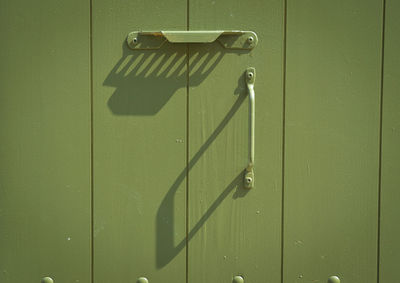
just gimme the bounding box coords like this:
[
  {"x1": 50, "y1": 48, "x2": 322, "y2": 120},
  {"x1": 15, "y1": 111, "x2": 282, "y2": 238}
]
[{"x1": 244, "y1": 67, "x2": 256, "y2": 189}]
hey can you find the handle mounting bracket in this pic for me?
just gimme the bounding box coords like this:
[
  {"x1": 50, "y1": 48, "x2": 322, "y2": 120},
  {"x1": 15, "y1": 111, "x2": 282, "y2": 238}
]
[
  {"x1": 244, "y1": 67, "x2": 256, "y2": 189},
  {"x1": 127, "y1": 30, "x2": 258, "y2": 50}
]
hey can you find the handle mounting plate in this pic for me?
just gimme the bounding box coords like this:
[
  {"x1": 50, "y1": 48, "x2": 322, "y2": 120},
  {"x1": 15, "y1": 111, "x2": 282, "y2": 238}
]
[
  {"x1": 244, "y1": 67, "x2": 256, "y2": 189},
  {"x1": 127, "y1": 31, "x2": 258, "y2": 50}
]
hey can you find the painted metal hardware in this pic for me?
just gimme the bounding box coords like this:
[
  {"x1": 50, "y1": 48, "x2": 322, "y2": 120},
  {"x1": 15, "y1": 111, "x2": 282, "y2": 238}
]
[
  {"x1": 233, "y1": 275, "x2": 245, "y2": 283},
  {"x1": 327, "y1": 276, "x2": 340, "y2": 283},
  {"x1": 244, "y1": 67, "x2": 255, "y2": 189},
  {"x1": 41, "y1": 277, "x2": 54, "y2": 283},
  {"x1": 127, "y1": 31, "x2": 258, "y2": 50},
  {"x1": 137, "y1": 277, "x2": 149, "y2": 283}
]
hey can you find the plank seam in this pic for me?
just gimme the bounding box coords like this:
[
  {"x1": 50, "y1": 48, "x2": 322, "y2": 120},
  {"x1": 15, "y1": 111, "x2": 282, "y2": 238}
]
[
  {"x1": 185, "y1": 0, "x2": 190, "y2": 283},
  {"x1": 377, "y1": 0, "x2": 387, "y2": 282},
  {"x1": 89, "y1": 0, "x2": 94, "y2": 281},
  {"x1": 280, "y1": 0, "x2": 288, "y2": 282}
]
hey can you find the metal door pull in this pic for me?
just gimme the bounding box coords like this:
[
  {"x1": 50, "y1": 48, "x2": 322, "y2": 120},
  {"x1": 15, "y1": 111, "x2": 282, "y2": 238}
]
[
  {"x1": 127, "y1": 30, "x2": 258, "y2": 50},
  {"x1": 244, "y1": 67, "x2": 255, "y2": 189}
]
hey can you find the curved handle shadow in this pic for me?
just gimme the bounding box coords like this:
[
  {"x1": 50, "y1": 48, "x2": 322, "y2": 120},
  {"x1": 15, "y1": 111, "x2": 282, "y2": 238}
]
[
  {"x1": 103, "y1": 39, "x2": 252, "y2": 269},
  {"x1": 156, "y1": 91, "x2": 249, "y2": 269}
]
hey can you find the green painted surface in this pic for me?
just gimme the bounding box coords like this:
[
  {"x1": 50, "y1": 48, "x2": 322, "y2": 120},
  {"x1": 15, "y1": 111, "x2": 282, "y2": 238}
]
[
  {"x1": 92, "y1": 0, "x2": 187, "y2": 282},
  {"x1": 0, "y1": 0, "x2": 91, "y2": 283},
  {"x1": 284, "y1": 0, "x2": 382, "y2": 282},
  {"x1": 380, "y1": 0, "x2": 400, "y2": 282},
  {"x1": 1, "y1": 0, "x2": 399, "y2": 282},
  {"x1": 188, "y1": 0, "x2": 283, "y2": 282}
]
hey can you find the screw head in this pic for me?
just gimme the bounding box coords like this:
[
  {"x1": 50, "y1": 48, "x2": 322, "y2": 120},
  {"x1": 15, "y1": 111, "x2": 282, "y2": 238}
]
[
  {"x1": 327, "y1": 276, "x2": 340, "y2": 283},
  {"x1": 137, "y1": 277, "x2": 149, "y2": 283},
  {"x1": 247, "y1": 72, "x2": 253, "y2": 78},
  {"x1": 41, "y1": 277, "x2": 54, "y2": 283},
  {"x1": 245, "y1": 177, "x2": 252, "y2": 184},
  {"x1": 233, "y1": 275, "x2": 244, "y2": 283},
  {"x1": 247, "y1": 36, "x2": 254, "y2": 43},
  {"x1": 132, "y1": 37, "x2": 138, "y2": 44}
]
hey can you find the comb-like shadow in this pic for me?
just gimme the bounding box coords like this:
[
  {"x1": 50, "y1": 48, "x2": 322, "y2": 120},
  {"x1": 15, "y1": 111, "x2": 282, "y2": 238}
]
[
  {"x1": 105, "y1": 41, "x2": 231, "y2": 115},
  {"x1": 103, "y1": 39, "x2": 252, "y2": 269}
]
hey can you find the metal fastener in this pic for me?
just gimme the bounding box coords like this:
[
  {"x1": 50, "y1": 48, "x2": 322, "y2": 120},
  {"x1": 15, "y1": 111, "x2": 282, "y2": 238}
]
[
  {"x1": 233, "y1": 275, "x2": 244, "y2": 283},
  {"x1": 327, "y1": 276, "x2": 340, "y2": 283},
  {"x1": 41, "y1": 277, "x2": 54, "y2": 283},
  {"x1": 247, "y1": 36, "x2": 254, "y2": 43},
  {"x1": 137, "y1": 277, "x2": 149, "y2": 283},
  {"x1": 245, "y1": 176, "x2": 252, "y2": 184}
]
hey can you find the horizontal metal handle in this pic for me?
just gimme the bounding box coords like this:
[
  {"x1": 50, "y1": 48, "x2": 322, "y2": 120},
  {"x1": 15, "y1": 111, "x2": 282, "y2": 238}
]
[{"x1": 127, "y1": 30, "x2": 258, "y2": 50}]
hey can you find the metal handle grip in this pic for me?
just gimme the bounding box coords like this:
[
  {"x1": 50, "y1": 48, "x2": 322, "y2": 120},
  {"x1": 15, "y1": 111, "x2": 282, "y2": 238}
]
[
  {"x1": 244, "y1": 68, "x2": 255, "y2": 189},
  {"x1": 127, "y1": 30, "x2": 258, "y2": 50}
]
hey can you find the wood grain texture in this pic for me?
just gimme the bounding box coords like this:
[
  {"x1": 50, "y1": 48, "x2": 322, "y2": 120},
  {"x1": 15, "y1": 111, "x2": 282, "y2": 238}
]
[
  {"x1": 283, "y1": 0, "x2": 382, "y2": 282},
  {"x1": 0, "y1": 0, "x2": 91, "y2": 282},
  {"x1": 380, "y1": 0, "x2": 400, "y2": 281},
  {"x1": 188, "y1": 1, "x2": 284, "y2": 282},
  {"x1": 92, "y1": 0, "x2": 187, "y2": 282},
  {"x1": 0, "y1": 1, "x2": 395, "y2": 282}
]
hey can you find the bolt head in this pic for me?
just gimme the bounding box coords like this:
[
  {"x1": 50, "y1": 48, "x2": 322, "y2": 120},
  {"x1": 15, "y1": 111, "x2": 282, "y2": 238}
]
[
  {"x1": 41, "y1": 277, "x2": 54, "y2": 283},
  {"x1": 327, "y1": 276, "x2": 340, "y2": 283},
  {"x1": 233, "y1": 275, "x2": 244, "y2": 283},
  {"x1": 247, "y1": 36, "x2": 254, "y2": 43}
]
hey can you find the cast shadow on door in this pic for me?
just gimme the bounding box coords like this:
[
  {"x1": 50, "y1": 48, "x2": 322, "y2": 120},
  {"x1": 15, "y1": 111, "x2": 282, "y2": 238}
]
[
  {"x1": 104, "y1": 41, "x2": 248, "y2": 115},
  {"x1": 104, "y1": 40, "x2": 251, "y2": 268},
  {"x1": 156, "y1": 92, "x2": 249, "y2": 269}
]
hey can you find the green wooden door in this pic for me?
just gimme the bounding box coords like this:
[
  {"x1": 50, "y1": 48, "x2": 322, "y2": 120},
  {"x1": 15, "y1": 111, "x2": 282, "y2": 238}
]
[
  {"x1": 0, "y1": 0, "x2": 91, "y2": 282},
  {"x1": 92, "y1": 0, "x2": 283, "y2": 282},
  {"x1": 187, "y1": 1, "x2": 283, "y2": 283},
  {"x1": 283, "y1": 0, "x2": 383, "y2": 282},
  {"x1": 92, "y1": 0, "x2": 187, "y2": 282},
  {"x1": 1, "y1": 0, "x2": 400, "y2": 283}
]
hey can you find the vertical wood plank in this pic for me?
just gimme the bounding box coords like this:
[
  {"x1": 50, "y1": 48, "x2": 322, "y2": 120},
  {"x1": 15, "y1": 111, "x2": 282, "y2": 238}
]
[
  {"x1": 0, "y1": 0, "x2": 91, "y2": 282},
  {"x1": 188, "y1": 1, "x2": 284, "y2": 282},
  {"x1": 284, "y1": 0, "x2": 382, "y2": 282},
  {"x1": 380, "y1": 0, "x2": 400, "y2": 281},
  {"x1": 92, "y1": 0, "x2": 187, "y2": 282}
]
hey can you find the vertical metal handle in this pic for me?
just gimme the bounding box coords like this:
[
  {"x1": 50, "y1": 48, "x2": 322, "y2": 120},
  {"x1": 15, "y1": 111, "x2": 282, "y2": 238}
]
[{"x1": 244, "y1": 67, "x2": 255, "y2": 189}]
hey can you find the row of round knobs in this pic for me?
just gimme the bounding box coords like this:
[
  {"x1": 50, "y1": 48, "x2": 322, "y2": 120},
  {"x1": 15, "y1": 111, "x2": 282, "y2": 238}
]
[{"x1": 42, "y1": 275, "x2": 340, "y2": 283}]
